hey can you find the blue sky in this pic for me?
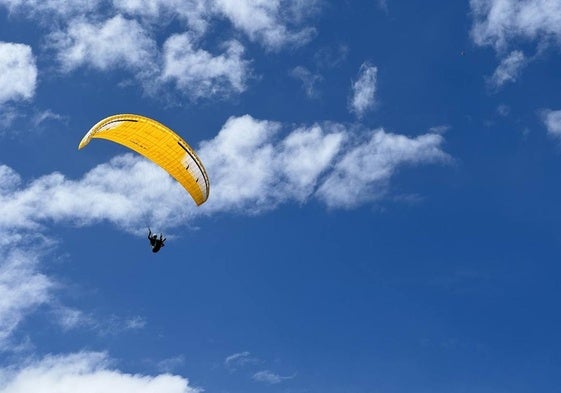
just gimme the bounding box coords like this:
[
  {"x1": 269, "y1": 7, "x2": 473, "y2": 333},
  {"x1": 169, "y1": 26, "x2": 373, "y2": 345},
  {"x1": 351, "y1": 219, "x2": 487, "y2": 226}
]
[{"x1": 1, "y1": 0, "x2": 561, "y2": 391}]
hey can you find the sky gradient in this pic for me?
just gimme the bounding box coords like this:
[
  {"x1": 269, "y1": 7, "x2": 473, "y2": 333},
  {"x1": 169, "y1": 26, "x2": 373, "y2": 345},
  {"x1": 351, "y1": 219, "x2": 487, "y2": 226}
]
[{"x1": 1, "y1": 1, "x2": 561, "y2": 392}]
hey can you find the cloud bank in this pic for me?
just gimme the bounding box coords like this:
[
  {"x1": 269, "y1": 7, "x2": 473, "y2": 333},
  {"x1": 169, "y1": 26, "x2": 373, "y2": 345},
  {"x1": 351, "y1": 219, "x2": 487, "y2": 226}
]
[
  {"x1": 0, "y1": 352, "x2": 199, "y2": 393},
  {"x1": 0, "y1": 0, "x2": 319, "y2": 100},
  {"x1": 0, "y1": 115, "x2": 449, "y2": 232}
]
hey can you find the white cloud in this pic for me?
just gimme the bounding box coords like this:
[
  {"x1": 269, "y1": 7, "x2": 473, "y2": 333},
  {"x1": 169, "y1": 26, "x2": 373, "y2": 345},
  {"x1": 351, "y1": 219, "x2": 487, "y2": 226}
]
[
  {"x1": 316, "y1": 129, "x2": 450, "y2": 208},
  {"x1": 0, "y1": 107, "x2": 20, "y2": 130},
  {"x1": 52, "y1": 306, "x2": 147, "y2": 335},
  {"x1": 48, "y1": 15, "x2": 158, "y2": 74},
  {"x1": 157, "y1": 355, "x2": 186, "y2": 373},
  {"x1": 52, "y1": 306, "x2": 89, "y2": 331},
  {"x1": 213, "y1": 0, "x2": 318, "y2": 50},
  {"x1": 198, "y1": 115, "x2": 345, "y2": 213},
  {"x1": 0, "y1": 166, "x2": 21, "y2": 193},
  {"x1": 470, "y1": 0, "x2": 561, "y2": 87},
  {"x1": 113, "y1": 0, "x2": 210, "y2": 36},
  {"x1": 541, "y1": 109, "x2": 561, "y2": 138},
  {"x1": 0, "y1": 42, "x2": 37, "y2": 104},
  {"x1": 198, "y1": 115, "x2": 283, "y2": 212},
  {"x1": 252, "y1": 370, "x2": 294, "y2": 384},
  {"x1": 31, "y1": 110, "x2": 65, "y2": 128},
  {"x1": 488, "y1": 50, "x2": 527, "y2": 88},
  {"x1": 290, "y1": 66, "x2": 322, "y2": 98},
  {"x1": 0, "y1": 236, "x2": 54, "y2": 349},
  {"x1": 225, "y1": 351, "x2": 250, "y2": 365},
  {"x1": 0, "y1": 352, "x2": 199, "y2": 393},
  {"x1": 47, "y1": 15, "x2": 251, "y2": 99},
  {"x1": 161, "y1": 33, "x2": 249, "y2": 99},
  {"x1": 0, "y1": 0, "x2": 100, "y2": 19},
  {"x1": 1, "y1": 0, "x2": 322, "y2": 101},
  {"x1": 350, "y1": 62, "x2": 378, "y2": 118},
  {"x1": 277, "y1": 124, "x2": 345, "y2": 201},
  {"x1": 470, "y1": 0, "x2": 561, "y2": 51},
  {"x1": 0, "y1": 116, "x2": 448, "y2": 231},
  {"x1": 0, "y1": 155, "x2": 191, "y2": 232},
  {"x1": 224, "y1": 351, "x2": 258, "y2": 370},
  {"x1": 428, "y1": 125, "x2": 450, "y2": 134}
]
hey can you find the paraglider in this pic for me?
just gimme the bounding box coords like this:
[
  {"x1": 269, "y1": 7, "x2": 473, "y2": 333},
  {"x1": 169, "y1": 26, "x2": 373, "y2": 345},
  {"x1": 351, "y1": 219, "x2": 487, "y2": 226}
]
[
  {"x1": 79, "y1": 114, "x2": 210, "y2": 253},
  {"x1": 78, "y1": 114, "x2": 210, "y2": 205}
]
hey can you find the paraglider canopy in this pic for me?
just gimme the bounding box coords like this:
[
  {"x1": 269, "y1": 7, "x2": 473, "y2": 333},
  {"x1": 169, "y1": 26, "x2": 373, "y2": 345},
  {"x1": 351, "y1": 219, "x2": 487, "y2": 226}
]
[{"x1": 79, "y1": 114, "x2": 210, "y2": 206}]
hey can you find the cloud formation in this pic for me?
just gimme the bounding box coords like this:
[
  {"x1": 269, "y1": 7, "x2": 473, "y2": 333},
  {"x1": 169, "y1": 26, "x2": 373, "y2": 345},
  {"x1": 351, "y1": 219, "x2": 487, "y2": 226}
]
[
  {"x1": 213, "y1": 0, "x2": 318, "y2": 50},
  {"x1": 252, "y1": 369, "x2": 294, "y2": 384},
  {"x1": 0, "y1": 115, "x2": 449, "y2": 232},
  {"x1": 0, "y1": 0, "x2": 99, "y2": 19},
  {"x1": 161, "y1": 33, "x2": 249, "y2": 99},
  {"x1": 224, "y1": 351, "x2": 257, "y2": 370},
  {"x1": 49, "y1": 15, "x2": 158, "y2": 74},
  {"x1": 542, "y1": 109, "x2": 561, "y2": 138},
  {"x1": 470, "y1": 0, "x2": 561, "y2": 51},
  {"x1": 488, "y1": 50, "x2": 527, "y2": 88},
  {"x1": 0, "y1": 240, "x2": 53, "y2": 349},
  {"x1": 0, "y1": 0, "x2": 319, "y2": 100},
  {"x1": 316, "y1": 130, "x2": 449, "y2": 208},
  {"x1": 199, "y1": 116, "x2": 346, "y2": 212},
  {"x1": 0, "y1": 42, "x2": 37, "y2": 104},
  {"x1": 290, "y1": 66, "x2": 323, "y2": 98},
  {"x1": 0, "y1": 352, "x2": 199, "y2": 393},
  {"x1": 350, "y1": 62, "x2": 378, "y2": 118},
  {"x1": 470, "y1": 0, "x2": 561, "y2": 87},
  {"x1": 113, "y1": 0, "x2": 210, "y2": 35}
]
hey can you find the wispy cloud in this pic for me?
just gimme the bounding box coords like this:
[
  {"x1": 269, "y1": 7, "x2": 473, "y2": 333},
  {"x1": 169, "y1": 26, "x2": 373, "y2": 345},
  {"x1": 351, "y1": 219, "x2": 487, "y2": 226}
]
[
  {"x1": 313, "y1": 44, "x2": 348, "y2": 69},
  {"x1": 52, "y1": 306, "x2": 89, "y2": 331},
  {"x1": 376, "y1": 0, "x2": 389, "y2": 13},
  {"x1": 0, "y1": 42, "x2": 37, "y2": 104},
  {"x1": 0, "y1": 229, "x2": 146, "y2": 349},
  {"x1": 0, "y1": 241, "x2": 54, "y2": 349},
  {"x1": 157, "y1": 355, "x2": 186, "y2": 373},
  {"x1": 349, "y1": 62, "x2": 378, "y2": 118},
  {"x1": 541, "y1": 109, "x2": 561, "y2": 138},
  {"x1": 252, "y1": 369, "x2": 295, "y2": 384},
  {"x1": 290, "y1": 66, "x2": 323, "y2": 98},
  {"x1": 0, "y1": 0, "x2": 101, "y2": 19},
  {"x1": 428, "y1": 125, "x2": 450, "y2": 134},
  {"x1": 488, "y1": 50, "x2": 527, "y2": 89},
  {"x1": 0, "y1": 351, "x2": 200, "y2": 392},
  {"x1": 224, "y1": 351, "x2": 258, "y2": 370}
]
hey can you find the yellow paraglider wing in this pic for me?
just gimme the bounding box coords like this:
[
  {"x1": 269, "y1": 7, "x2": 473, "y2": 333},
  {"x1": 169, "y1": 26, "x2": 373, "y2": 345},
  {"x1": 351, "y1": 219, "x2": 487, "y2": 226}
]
[{"x1": 79, "y1": 114, "x2": 210, "y2": 206}]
